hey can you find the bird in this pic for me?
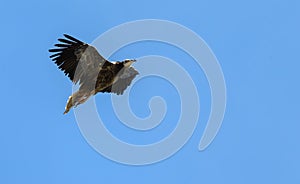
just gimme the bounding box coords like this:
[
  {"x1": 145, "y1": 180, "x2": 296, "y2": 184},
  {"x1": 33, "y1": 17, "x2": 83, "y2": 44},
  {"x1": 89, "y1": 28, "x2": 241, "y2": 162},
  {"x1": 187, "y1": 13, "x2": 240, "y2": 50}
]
[{"x1": 49, "y1": 34, "x2": 139, "y2": 114}]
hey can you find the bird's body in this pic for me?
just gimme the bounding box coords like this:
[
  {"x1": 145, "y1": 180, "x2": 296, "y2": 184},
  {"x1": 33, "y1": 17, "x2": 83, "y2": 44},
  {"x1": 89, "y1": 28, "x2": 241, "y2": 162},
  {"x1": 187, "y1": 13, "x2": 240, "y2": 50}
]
[{"x1": 49, "y1": 34, "x2": 138, "y2": 114}]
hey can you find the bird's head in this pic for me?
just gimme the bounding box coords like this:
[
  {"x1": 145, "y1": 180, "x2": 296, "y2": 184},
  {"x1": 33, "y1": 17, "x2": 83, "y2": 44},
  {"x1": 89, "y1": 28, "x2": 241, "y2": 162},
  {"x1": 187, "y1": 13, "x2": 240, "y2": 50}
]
[{"x1": 123, "y1": 59, "x2": 136, "y2": 67}]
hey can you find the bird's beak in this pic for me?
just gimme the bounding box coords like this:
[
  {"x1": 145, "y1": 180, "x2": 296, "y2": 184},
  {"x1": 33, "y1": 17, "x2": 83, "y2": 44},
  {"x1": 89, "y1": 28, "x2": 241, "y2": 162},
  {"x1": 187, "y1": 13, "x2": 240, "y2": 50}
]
[{"x1": 130, "y1": 59, "x2": 137, "y2": 65}]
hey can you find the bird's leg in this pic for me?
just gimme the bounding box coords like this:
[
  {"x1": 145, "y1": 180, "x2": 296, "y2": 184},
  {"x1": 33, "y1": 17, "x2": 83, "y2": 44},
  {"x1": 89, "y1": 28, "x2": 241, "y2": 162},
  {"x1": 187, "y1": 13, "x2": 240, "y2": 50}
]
[
  {"x1": 75, "y1": 95, "x2": 89, "y2": 107},
  {"x1": 75, "y1": 90, "x2": 96, "y2": 107}
]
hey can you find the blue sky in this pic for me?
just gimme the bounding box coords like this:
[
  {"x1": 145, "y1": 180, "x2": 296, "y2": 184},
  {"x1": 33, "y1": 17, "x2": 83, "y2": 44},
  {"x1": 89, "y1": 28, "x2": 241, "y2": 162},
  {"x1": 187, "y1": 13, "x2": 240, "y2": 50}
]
[{"x1": 1, "y1": 0, "x2": 300, "y2": 183}]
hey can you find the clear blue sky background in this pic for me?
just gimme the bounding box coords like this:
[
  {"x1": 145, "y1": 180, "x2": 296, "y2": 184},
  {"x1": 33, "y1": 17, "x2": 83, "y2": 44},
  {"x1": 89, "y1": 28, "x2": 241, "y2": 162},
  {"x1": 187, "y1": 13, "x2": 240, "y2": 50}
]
[{"x1": 1, "y1": 0, "x2": 300, "y2": 183}]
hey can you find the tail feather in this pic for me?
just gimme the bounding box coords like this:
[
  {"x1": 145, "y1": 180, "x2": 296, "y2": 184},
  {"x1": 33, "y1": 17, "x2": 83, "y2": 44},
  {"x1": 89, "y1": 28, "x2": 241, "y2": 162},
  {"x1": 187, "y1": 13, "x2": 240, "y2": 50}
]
[{"x1": 64, "y1": 96, "x2": 73, "y2": 114}]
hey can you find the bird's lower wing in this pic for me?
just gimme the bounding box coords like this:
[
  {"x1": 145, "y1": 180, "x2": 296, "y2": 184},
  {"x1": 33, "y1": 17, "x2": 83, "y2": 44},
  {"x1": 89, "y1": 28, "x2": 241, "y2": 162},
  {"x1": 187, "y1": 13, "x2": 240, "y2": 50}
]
[{"x1": 100, "y1": 67, "x2": 139, "y2": 95}]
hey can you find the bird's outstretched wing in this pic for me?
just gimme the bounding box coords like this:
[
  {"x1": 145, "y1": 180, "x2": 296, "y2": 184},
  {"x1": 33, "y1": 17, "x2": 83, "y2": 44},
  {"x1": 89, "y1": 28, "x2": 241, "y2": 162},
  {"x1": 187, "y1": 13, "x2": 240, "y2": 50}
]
[
  {"x1": 49, "y1": 34, "x2": 106, "y2": 85},
  {"x1": 100, "y1": 67, "x2": 139, "y2": 95}
]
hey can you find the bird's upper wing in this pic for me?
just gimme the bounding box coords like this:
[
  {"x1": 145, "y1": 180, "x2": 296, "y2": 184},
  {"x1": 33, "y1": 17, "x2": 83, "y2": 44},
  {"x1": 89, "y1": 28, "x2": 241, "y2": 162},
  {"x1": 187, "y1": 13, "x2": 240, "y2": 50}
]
[
  {"x1": 49, "y1": 34, "x2": 106, "y2": 85},
  {"x1": 100, "y1": 67, "x2": 139, "y2": 95}
]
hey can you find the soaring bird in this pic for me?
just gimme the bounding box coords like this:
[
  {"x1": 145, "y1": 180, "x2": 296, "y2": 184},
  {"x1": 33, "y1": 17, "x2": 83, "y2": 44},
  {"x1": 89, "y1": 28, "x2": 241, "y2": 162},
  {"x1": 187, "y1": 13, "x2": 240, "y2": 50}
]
[{"x1": 49, "y1": 34, "x2": 139, "y2": 114}]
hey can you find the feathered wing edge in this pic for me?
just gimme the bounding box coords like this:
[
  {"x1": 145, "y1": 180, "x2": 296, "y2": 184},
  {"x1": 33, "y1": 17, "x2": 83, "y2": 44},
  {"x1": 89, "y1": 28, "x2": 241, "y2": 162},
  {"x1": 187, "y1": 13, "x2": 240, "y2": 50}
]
[
  {"x1": 49, "y1": 34, "x2": 89, "y2": 83},
  {"x1": 49, "y1": 34, "x2": 110, "y2": 85}
]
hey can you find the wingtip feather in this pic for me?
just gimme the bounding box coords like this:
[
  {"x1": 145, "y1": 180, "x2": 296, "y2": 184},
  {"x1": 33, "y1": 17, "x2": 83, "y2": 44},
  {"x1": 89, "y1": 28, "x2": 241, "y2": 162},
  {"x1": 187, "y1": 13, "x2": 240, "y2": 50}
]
[{"x1": 63, "y1": 34, "x2": 83, "y2": 43}]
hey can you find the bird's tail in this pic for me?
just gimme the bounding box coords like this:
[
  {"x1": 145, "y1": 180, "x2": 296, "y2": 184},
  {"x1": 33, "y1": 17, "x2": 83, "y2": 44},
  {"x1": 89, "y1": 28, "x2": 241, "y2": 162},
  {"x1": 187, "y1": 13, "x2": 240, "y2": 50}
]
[
  {"x1": 64, "y1": 95, "x2": 73, "y2": 114},
  {"x1": 63, "y1": 91, "x2": 93, "y2": 114}
]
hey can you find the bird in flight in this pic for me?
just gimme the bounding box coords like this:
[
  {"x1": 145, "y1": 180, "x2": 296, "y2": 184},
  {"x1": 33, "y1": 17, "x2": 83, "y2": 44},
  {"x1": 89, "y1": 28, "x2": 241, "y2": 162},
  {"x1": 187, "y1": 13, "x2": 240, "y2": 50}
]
[{"x1": 49, "y1": 34, "x2": 139, "y2": 114}]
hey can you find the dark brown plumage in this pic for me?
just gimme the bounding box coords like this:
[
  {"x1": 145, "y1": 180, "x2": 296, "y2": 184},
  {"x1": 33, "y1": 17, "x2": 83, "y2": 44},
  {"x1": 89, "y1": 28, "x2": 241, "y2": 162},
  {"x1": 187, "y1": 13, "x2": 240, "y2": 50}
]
[{"x1": 49, "y1": 34, "x2": 139, "y2": 114}]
